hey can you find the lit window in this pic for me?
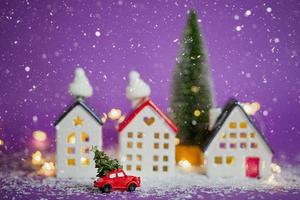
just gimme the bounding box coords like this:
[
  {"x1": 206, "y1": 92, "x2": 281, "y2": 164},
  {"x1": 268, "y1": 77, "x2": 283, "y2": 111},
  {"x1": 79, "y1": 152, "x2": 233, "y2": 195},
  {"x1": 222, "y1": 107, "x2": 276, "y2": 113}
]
[
  {"x1": 163, "y1": 143, "x2": 169, "y2": 149},
  {"x1": 81, "y1": 147, "x2": 89, "y2": 154},
  {"x1": 137, "y1": 132, "x2": 143, "y2": 138},
  {"x1": 67, "y1": 132, "x2": 76, "y2": 144},
  {"x1": 81, "y1": 157, "x2": 90, "y2": 166},
  {"x1": 163, "y1": 166, "x2": 168, "y2": 172},
  {"x1": 250, "y1": 132, "x2": 255, "y2": 138},
  {"x1": 136, "y1": 155, "x2": 142, "y2": 161},
  {"x1": 153, "y1": 155, "x2": 159, "y2": 161},
  {"x1": 240, "y1": 132, "x2": 247, "y2": 138},
  {"x1": 251, "y1": 143, "x2": 258, "y2": 149},
  {"x1": 154, "y1": 132, "x2": 160, "y2": 139},
  {"x1": 126, "y1": 165, "x2": 131, "y2": 171},
  {"x1": 219, "y1": 143, "x2": 226, "y2": 149},
  {"x1": 128, "y1": 132, "x2": 133, "y2": 138},
  {"x1": 230, "y1": 143, "x2": 237, "y2": 149},
  {"x1": 117, "y1": 172, "x2": 125, "y2": 177},
  {"x1": 67, "y1": 159, "x2": 76, "y2": 166},
  {"x1": 127, "y1": 142, "x2": 133, "y2": 148},
  {"x1": 127, "y1": 155, "x2": 132, "y2": 161},
  {"x1": 137, "y1": 142, "x2": 143, "y2": 148},
  {"x1": 229, "y1": 122, "x2": 237, "y2": 129},
  {"x1": 81, "y1": 132, "x2": 89, "y2": 142},
  {"x1": 109, "y1": 173, "x2": 116, "y2": 178},
  {"x1": 226, "y1": 156, "x2": 235, "y2": 165},
  {"x1": 240, "y1": 142, "x2": 247, "y2": 149},
  {"x1": 229, "y1": 133, "x2": 237, "y2": 138},
  {"x1": 214, "y1": 156, "x2": 222, "y2": 164},
  {"x1": 240, "y1": 122, "x2": 247, "y2": 128},
  {"x1": 153, "y1": 165, "x2": 158, "y2": 171},
  {"x1": 67, "y1": 147, "x2": 75, "y2": 154},
  {"x1": 164, "y1": 133, "x2": 169, "y2": 139},
  {"x1": 136, "y1": 165, "x2": 142, "y2": 171},
  {"x1": 221, "y1": 133, "x2": 226, "y2": 138},
  {"x1": 163, "y1": 156, "x2": 168, "y2": 162},
  {"x1": 154, "y1": 143, "x2": 159, "y2": 149}
]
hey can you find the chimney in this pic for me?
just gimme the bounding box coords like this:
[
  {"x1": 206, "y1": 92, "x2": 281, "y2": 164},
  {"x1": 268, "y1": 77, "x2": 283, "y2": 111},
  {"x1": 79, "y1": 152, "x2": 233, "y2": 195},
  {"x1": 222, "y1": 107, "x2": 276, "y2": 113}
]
[{"x1": 209, "y1": 108, "x2": 222, "y2": 130}]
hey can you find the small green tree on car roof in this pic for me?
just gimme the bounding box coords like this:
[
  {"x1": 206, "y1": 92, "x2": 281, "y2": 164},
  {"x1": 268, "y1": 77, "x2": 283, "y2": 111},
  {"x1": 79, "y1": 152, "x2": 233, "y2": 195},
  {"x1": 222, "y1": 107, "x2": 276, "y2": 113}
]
[{"x1": 91, "y1": 146, "x2": 122, "y2": 177}]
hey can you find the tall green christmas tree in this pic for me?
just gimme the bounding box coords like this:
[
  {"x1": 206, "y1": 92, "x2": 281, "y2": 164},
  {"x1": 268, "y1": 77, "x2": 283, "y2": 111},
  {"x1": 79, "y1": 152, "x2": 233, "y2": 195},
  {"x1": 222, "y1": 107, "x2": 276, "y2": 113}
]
[
  {"x1": 170, "y1": 10, "x2": 214, "y2": 146},
  {"x1": 91, "y1": 147, "x2": 122, "y2": 177}
]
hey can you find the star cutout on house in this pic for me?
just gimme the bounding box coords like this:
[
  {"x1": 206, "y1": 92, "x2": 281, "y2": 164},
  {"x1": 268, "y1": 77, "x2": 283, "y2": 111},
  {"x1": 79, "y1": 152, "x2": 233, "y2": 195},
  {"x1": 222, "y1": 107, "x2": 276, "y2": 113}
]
[{"x1": 73, "y1": 116, "x2": 84, "y2": 126}]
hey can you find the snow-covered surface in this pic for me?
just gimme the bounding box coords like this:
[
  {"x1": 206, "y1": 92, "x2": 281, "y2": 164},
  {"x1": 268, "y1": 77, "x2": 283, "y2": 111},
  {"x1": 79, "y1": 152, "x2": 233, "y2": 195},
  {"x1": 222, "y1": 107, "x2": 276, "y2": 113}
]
[
  {"x1": 1, "y1": 153, "x2": 300, "y2": 199},
  {"x1": 69, "y1": 68, "x2": 93, "y2": 98},
  {"x1": 126, "y1": 71, "x2": 151, "y2": 107}
]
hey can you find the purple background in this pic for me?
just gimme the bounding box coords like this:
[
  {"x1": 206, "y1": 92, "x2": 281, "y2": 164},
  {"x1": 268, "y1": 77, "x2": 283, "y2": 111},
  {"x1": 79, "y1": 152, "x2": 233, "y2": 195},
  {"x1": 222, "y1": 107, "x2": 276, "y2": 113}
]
[{"x1": 0, "y1": 0, "x2": 299, "y2": 162}]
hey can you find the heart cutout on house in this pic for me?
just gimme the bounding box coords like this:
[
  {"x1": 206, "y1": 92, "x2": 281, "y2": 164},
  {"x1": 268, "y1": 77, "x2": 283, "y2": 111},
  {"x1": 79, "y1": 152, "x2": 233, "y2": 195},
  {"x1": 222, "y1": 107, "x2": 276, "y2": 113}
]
[{"x1": 144, "y1": 117, "x2": 155, "y2": 126}]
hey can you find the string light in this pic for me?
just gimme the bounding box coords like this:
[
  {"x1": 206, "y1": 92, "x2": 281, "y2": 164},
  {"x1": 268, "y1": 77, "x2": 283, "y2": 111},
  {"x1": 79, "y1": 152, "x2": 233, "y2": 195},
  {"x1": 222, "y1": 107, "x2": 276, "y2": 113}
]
[
  {"x1": 178, "y1": 160, "x2": 192, "y2": 168},
  {"x1": 33, "y1": 130, "x2": 47, "y2": 142},
  {"x1": 32, "y1": 151, "x2": 44, "y2": 165},
  {"x1": 270, "y1": 163, "x2": 281, "y2": 174},
  {"x1": 242, "y1": 102, "x2": 260, "y2": 115},
  {"x1": 191, "y1": 86, "x2": 200, "y2": 93},
  {"x1": 101, "y1": 113, "x2": 107, "y2": 123},
  {"x1": 40, "y1": 162, "x2": 56, "y2": 177},
  {"x1": 0, "y1": 139, "x2": 4, "y2": 146},
  {"x1": 175, "y1": 138, "x2": 180, "y2": 145},
  {"x1": 118, "y1": 115, "x2": 126, "y2": 124},
  {"x1": 194, "y1": 109, "x2": 201, "y2": 117},
  {"x1": 108, "y1": 108, "x2": 122, "y2": 120}
]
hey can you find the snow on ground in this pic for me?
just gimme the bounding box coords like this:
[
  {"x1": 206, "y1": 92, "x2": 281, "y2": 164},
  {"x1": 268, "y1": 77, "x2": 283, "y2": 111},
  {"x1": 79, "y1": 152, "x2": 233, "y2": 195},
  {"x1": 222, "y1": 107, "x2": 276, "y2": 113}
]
[{"x1": 1, "y1": 153, "x2": 300, "y2": 199}]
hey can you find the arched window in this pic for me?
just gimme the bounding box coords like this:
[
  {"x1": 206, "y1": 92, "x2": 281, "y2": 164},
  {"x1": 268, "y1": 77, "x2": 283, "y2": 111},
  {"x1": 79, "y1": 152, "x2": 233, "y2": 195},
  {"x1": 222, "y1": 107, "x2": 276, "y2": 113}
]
[
  {"x1": 81, "y1": 132, "x2": 89, "y2": 142},
  {"x1": 67, "y1": 132, "x2": 76, "y2": 144}
]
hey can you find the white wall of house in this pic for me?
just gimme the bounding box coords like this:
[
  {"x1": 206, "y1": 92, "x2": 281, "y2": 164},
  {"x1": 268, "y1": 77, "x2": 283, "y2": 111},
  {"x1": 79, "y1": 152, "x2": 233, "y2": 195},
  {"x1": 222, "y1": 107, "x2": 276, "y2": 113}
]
[
  {"x1": 56, "y1": 105, "x2": 102, "y2": 178},
  {"x1": 205, "y1": 107, "x2": 272, "y2": 179},
  {"x1": 119, "y1": 106, "x2": 175, "y2": 177}
]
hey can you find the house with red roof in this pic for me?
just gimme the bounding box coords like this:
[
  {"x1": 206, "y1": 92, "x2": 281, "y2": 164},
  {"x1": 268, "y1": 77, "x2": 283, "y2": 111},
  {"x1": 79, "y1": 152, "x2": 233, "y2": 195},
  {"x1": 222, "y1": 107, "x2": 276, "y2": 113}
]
[{"x1": 118, "y1": 71, "x2": 177, "y2": 176}]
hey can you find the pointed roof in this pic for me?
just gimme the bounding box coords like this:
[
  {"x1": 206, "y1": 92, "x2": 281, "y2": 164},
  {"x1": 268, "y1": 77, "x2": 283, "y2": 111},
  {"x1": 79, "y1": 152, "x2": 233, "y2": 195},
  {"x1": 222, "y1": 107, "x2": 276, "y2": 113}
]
[
  {"x1": 203, "y1": 98, "x2": 273, "y2": 154},
  {"x1": 118, "y1": 99, "x2": 178, "y2": 133},
  {"x1": 54, "y1": 99, "x2": 103, "y2": 126}
]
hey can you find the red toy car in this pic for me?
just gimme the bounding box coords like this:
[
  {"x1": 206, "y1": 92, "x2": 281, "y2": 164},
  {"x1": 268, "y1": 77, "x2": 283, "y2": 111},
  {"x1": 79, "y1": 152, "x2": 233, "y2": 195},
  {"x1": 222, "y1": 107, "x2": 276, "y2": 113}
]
[{"x1": 94, "y1": 169, "x2": 141, "y2": 193}]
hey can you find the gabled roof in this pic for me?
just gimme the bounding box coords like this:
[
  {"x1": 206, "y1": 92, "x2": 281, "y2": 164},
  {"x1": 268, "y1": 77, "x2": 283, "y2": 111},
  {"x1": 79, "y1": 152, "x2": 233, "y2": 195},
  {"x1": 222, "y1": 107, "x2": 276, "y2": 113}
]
[
  {"x1": 55, "y1": 99, "x2": 103, "y2": 126},
  {"x1": 203, "y1": 98, "x2": 273, "y2": 154},
  {"x1": 118, "y1": 99, "x2": 178, "y2": 133}
]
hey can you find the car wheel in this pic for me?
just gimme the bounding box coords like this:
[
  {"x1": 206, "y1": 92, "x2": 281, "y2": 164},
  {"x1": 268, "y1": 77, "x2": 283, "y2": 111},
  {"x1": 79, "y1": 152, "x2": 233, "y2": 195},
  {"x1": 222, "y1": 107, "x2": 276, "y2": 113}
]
[
  {"x1": 102, "y1": 184, "x2": 112, "y2": 193},
  {"x1": 127, "y1": 183, "x2": 137, "y2": 192}
]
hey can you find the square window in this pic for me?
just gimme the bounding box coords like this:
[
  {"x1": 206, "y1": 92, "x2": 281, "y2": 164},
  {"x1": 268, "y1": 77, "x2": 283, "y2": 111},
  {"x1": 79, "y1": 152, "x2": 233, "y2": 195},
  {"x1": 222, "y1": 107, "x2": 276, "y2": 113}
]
[
  {"x1": 229, "y1": 122, "x2": 237, "y2": 129},
  {"x1": 214, "y1": 156, "x2": 222, "y2": 164},
  {"x1": 137, "y1": 132, "x2": 143, "y2": 138},
  {"x1": 128, "y1": 132, "x2": 133, "y2": 138},
  {"x1": 229, "y1": 133, "x2": 237, "y2": 138},
  {"x1": 153, "y1": 155, "x2": 159, "y2": 161},
  {"x1": 230, "y1": 143, "x2": 237, "y2": 149},
  {"x1": 154, "y1": 143, "x2": 159, "y2": 149},
  {"x1": 154, "y1": 132, "x2": 160, "y2": 139},
  {"x1": 127, "y1": 142, "x2": 133, "y2": 148},
  {"x1": 81, "y1": 157, "x2": 90, "y2": 166},
  {"x1": 163, "y1": 156, "x2": 168, "y2": 162},
  {"x1": 163, "y1": 166, "x2": 168, "y2": 172},
  {"x1": 153, "y1": 165, "x2": 158, "y2": 172},
  {"x1": 251, "y1": 143, "x2": 258, "y2": 149},
  {"x1": 109, "y1": 173, "x2": 116, "y2": 178},
  {"x1": 163, "y1": 143, "x2": 169, "y2": 149},
  {"x1": 80, "y1": 147, "x2": 89, "y2": 154},
  {"x1": 250, "y1": 132, "x2": 255, "y2": 138},
  {"x1": 136, "y1": 165, "x2": 142, "y2": 171},
  {"x1": 137, "y1": 142, "x2": 143, "y2": 148},
  {"x1": 81, "y1": 132, "x2": 89, "y2": 142},
  {"x1": 127, "y1": 155, "x2": 132, "y2": 161},
  {"x1": 240, "y1": 143, "x2": 247, "y2": 149},
  {"x1": 240, "y1": 132, "x2": 247, "y2": 138},
  {"x1": 67, "y1": 159, "x2": 76, "y2": 166},
  {"x1": 226, "y1": 156, "x2": 235, "y2": 165},
  {"x1": 219, "y1": 143, "x2": 226, "y2": 149},
  {"x1": 240, "y1": 122, "x2": 247, "y2": 128},
  {"x1": 164, "y1": 133, "x2": 169, "y2": 139},
  {"x1": 126, "y1": 165, "x2": 132, "y2": 171},
  {"x1": 67, "y1": 147, "x2": 75, "y2": 154},
  {"x1": 136, "y1": 155, "x2": 142, "y2": 161}
]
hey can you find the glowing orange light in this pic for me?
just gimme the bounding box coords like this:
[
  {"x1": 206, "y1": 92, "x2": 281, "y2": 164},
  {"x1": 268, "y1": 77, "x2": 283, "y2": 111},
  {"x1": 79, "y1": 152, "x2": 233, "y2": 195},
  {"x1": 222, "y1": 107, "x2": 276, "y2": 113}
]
[
  {"x1": 32, "y1": 151, "x2": 44, "y2": 165},
  {"x1": 33, "y1": 130, "x2": 47, "y2": 142},
  {"x1": 40, "y1": 162, "x2": 56, "y2": 176}
]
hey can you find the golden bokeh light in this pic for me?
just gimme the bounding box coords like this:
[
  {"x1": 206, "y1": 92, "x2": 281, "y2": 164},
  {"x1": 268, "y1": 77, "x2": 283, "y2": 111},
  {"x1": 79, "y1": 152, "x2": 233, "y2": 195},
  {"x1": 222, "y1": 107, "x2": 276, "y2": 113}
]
[{"x1": 33, "y1": 130, "x2": 47, "y2": 142}]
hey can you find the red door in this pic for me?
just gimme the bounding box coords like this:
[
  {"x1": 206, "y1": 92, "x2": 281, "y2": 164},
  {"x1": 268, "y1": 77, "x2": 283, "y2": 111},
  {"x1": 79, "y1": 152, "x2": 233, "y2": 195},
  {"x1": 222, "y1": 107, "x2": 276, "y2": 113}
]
[{"x1": 246, "y1": 157, "x2": 260, "y2": 178}]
